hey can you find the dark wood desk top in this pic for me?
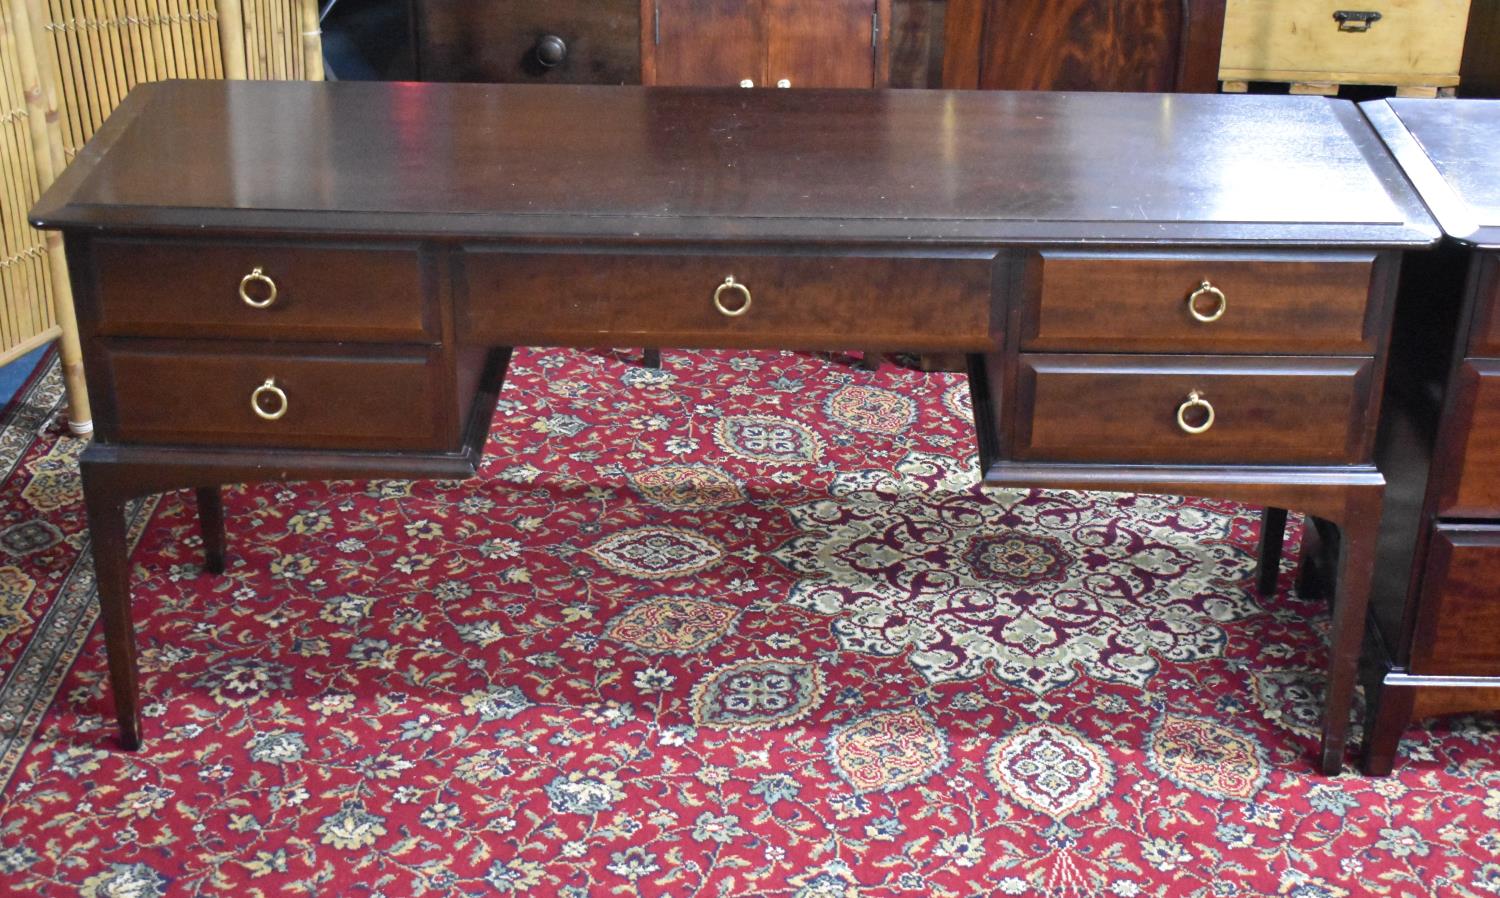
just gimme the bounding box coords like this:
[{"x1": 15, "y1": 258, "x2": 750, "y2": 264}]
[
  {"x1": 1363, "y1": 99, "x2": 1500, "y2": 250},
  {"x1": 34, "y1": 80, "x2": 1436, "y2": 247}
]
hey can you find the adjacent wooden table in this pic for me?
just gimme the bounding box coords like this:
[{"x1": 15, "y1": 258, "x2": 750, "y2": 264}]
[
  {"x1": 30, "y1": 81, "x2": 1436, "y2": 773},
  {"x1": 1359, "y1": 98, "x2": 1500, "y2": 774}
]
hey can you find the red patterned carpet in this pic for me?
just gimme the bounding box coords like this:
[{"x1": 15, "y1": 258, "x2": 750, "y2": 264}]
[{"x1": 1, "y1": 348, "x2": 1497, "y2": 898}]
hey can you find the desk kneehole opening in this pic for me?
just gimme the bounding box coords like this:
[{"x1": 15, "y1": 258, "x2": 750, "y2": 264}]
[{"x1": 1176, "y1": 390, "x2": 1215, "y2": 434}]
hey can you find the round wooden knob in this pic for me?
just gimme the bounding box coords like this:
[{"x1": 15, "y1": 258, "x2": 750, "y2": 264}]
[{"x1": 535, "y1": 34, "x2": 567, "y2": 68}]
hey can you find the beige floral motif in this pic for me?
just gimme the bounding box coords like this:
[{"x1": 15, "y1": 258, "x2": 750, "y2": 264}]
[
  {"x1": 606, "y1": 596, "x2": 740, "y2": 654},
  {"x1": 0, "y1": 565, "x2": 34, "y2": 639},
  {"x1": 630, "y1": 464, "x2": 746, "y2": 510}
]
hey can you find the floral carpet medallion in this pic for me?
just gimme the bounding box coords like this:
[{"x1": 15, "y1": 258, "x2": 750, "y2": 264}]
[
  {"x1": 824, "y1": 384, "x2": 917, "y2": 435},
  {"x1": 986, "y1": 722, "x2": 1114, "y2": 820},
  {"x1": 1147, "y1": 712, "x2": 1270, "y2": 801},
  {"x1": 628, "y1": 464, "x2": 746, "y2": 510},
  {"x1": 691, "y1": 657, "x2": 826, "y2": 730},
  {"x1": 585, "y1": 525, "x2": 725, "y2": 578},
  {"x1": 714, "y1": 414, "x2": 825, "y2": 465},
  {"x1": 1, "y1": 348, "x2": 1499, "y2": 898},
  {"x1": 605, "y1": 596, "x2": 741, "y2": 654},
  {"x1": 827, "y1": 707, "x2": 950, "y2": 793},
  {"x1": 772, "y1": 451, "x2": 1258, "y2": 692}
]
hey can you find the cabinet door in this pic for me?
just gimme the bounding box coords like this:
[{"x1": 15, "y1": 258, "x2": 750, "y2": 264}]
[
  {"x1": 765, "y1": 0, "x2": 881, "y2": 88},
  {"x1": 944, "y1": 0, "x2": 1225, "y2": 92},
  {"x1": 649, "y1": 0, "x2": 765, "y2": 86}
]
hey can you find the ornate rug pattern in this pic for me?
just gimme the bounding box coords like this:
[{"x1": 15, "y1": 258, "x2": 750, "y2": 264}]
[{"x1": 0, "y1": 348, "x2": 1497, "y2": 898}]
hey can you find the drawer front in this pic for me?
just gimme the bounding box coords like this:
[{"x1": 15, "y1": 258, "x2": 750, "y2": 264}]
[
  {"x1": 1025, "y1": 252, "x2": 1377, "y2": 354},
  {"x1": 1016, "y1": 354, "x2": 1372, "y2": 464},
  {"x1": 460, "y1": 250, "x2": 996, "y2": 351},
  {"x1": 91, "y1": 239, "x2": 435, "y2": 342},
  {"x1": 1436, "y1": 359, "x2": 1500, "y2": 517},
  {"x1": 1466, "y1": 255, "x2": 1500, "y2": 358},
  {"x1": 413, "y1": 0, "x2": 639, "y2": 84},
  {"x1": 98, "y1": 342, "x2": 450, "y2": 450},
  {"x1": 1219, "y1": 0, "x2": 1471, "y2": 83},
  {"x1": 1410, "y1": 525, "x2": 1500, "y2": 676}
]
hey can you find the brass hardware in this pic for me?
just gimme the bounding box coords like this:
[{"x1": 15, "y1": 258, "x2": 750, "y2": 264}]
[
  {"x1": 739, "y1": 79, "x2": 754, "y2": 88},
  {"x1": 1187, "y1": 281, "x2": 1227, "y2": 323},
  {"x1": 251, "y1": 378, "x2": 288, "y2": 421},
  {"x1": 713, "y1": 276, "x2": 753, "y2": 317},
  {"x1": 1176, "y1": 390, "x2": 1215, "y2": 435},
  {"x1": 1333, "y1": 10, "x2": 1382, "y2": 32},
  {"x1": 239, "y1": 267, "x2": 277, "y2": 309},
  {"x1": 777, "y1": 78, "x2": 791, "y2": 88}
]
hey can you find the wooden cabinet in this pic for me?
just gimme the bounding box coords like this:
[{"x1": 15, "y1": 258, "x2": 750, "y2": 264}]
[
  {"x1": 1361, "y1": 99, "x2": 1500, "y2": 774},
  {"x1": 943, "y1": 0, "x2": 1226, "y2": 91},
  {"x1": 644, "y1": 0, "x2": 891, "y2": 87},
  {"x1": 413, "y1": 0, "x2": 640, "y2": 84}
]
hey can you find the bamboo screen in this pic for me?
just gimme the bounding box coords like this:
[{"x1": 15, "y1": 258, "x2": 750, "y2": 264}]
[
  {"x1": 0, "y1": 1, "x2": 59, "y2": 365},
  {"x1": 35, "y1": 0, "x2": 322, "y2": 160},
  {"x1": 0, "y1": 0, "x2": 320, "y2": 372}
]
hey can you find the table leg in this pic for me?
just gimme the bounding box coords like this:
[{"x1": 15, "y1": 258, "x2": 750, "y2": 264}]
[
  {"x1": 80, "y1": 463, "x2": 142, "y2": 751},
  {"x1": 1320, "y1": 489, "x2": 1382, "y2": 774},
  {"x1": 1256, "y1": 506, "x2": 1288, "y2": 595},
  {"x1": 642, "y1": 349, "x2": 661, "y2": 369},
  {"x1": 1361, "y1": 675, "x2": 1414, "y2": 776},
  {"x1": 195, "y1": 487, "x2": 226, "y2": 575}
]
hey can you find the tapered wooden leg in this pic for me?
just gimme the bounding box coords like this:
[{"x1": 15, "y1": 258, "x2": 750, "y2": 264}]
[
  {"x1": 195, "y1": 487, "x2": 226, "y2": 575},
  {"x1": 1361, "y1": 676, "x2": 1414, "y2": 776},
  {"x1": 1319, "y1": 490, "x2": 1382, "y2": 775},
  {"x1": 1296, "y1": 516, "x2": 1336, "y2": 604},
  {"x1": 859, "y1": 350, "x2": 881, "y2": 371},
  {"x1": 80, "y1": 463, "x2": 142, "y2": 751},
  {"x1": 642, "y1": 349, "x2": 661, "y2": 369},
  {"x1": 1256, "y1": 506, "x2": 1288, "y2": 596}
]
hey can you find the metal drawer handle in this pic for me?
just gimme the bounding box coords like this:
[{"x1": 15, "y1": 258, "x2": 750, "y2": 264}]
[
  {"x1": 1177, "y1": 390, "x2": 1215, "y2": 435},
  {"x1": 251, "y1": 378, "x2": 288, "y2": 421},
  {"x1": 713, "y1": 276, "x2": 753, "y2": 317},
  {"x1": 777, "y1": 78, "x2": 791, "y2": 88},
  {"x1": 1333, "y1": 10, "x2": 1382, "y2": 32},
  {"x1": 740, "y1": 79, "x2": 754, "y2": 88},
  {"x1": 239, "y1": 267, "x2": 278, "y2": 309},
  {"x1": 1187, "y1": 281, "x2": 1227, "y2": 323}
]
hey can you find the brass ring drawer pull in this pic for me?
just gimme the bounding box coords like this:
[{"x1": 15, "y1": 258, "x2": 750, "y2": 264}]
[
  {"x1": 251, "y1": 378, "x2": 288, "y2": 421},
  {"x1": 239, "y1": 267, "x2": 278, "y2": 309},
  {"x1": 1187, "y1": 281, "x2": 1226, "y2": 323},
  {"x1": 713, "y1": 276, "x2": 753, "y2": 317},
  {"x1": 1177, "y1": 390, "x2": 1215, "y2": 434}
]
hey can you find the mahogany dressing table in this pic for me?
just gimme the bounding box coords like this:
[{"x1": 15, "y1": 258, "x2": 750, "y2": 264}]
[
  {"x1": 29, "y1": 81, "x2": 1437, "y2": 773},
  {"x1": 1359, "y1": 98, "x2": 1500, "y2": 774}
]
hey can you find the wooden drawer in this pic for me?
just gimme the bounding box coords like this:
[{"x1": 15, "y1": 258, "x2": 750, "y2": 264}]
[
  {"x1": 1436, "y1": 359, "x2": 1500, "y2": 517},
  {"x1": 459, "y1": 249, "x2": 996, "y2": 351},
  {"x1": 96, "y1": 341, "x2": 451, "y2": 451},
  {"x1": 1410, "y1": 524, "x2": 1500, "y2": 676},
  {"x1": 413, "y1": 0, "x2": 639, "y2": 84},
  {"x1": 1466, "y1": 256, "x2": 1500, "y2": 358},
  {"x1": 1024, "y1": 251, "x2": 1377, "y2": 354},
  {"x1": 1219, "y1": 0, "x2": 1472, "y2": 87},
  {"x1": 91, "y1": 239, "x2": 436, "y2": 342},
  {"x1": 1015, "y1": 354, "x2": 1373, "y2": 464}
]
